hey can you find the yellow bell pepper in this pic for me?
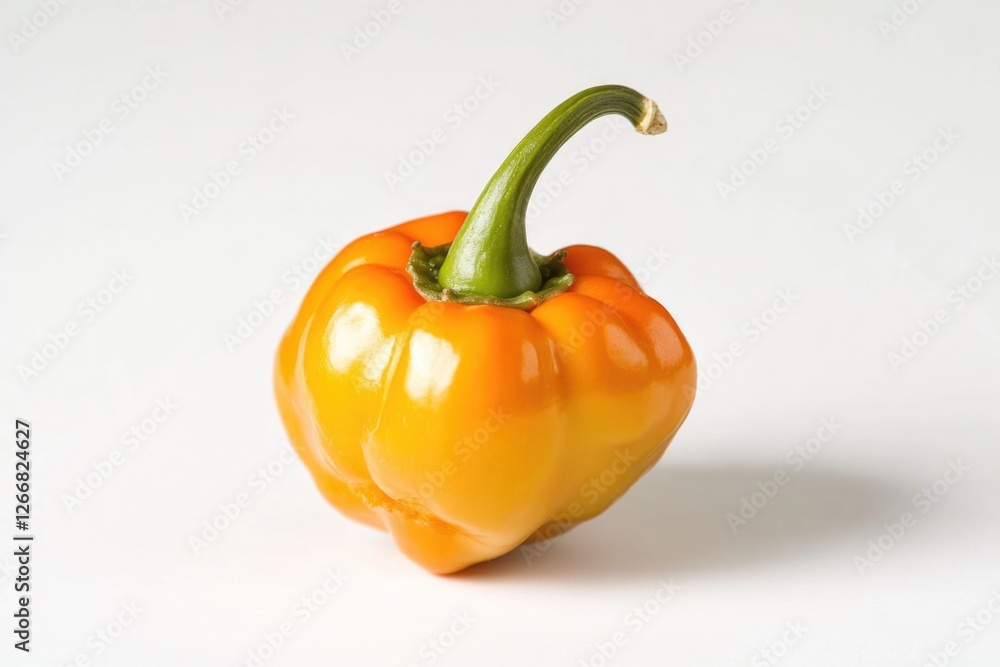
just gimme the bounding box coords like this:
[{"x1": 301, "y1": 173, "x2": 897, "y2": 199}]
[{"x1": 274, "y1": 85, "x2": 696, "y2": 573}]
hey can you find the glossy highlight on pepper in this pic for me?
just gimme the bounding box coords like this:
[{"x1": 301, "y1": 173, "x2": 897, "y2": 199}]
[{"x1": 274, "y1": 85, "x2": 696, "y2": 574}]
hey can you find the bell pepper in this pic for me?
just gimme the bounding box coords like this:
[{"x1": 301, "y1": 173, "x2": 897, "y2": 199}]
[{"x1": 274, "y1": 85, "x2": 696, "y2": 574}]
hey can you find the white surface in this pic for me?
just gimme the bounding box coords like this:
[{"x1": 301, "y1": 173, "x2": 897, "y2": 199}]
[{"x1": 2, "y1": 1, "x2": 999, "y2": 665}]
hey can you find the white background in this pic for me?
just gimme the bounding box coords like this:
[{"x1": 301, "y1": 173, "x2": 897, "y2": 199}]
[{"x1": 2, "y1": 0, "x2": 999, "y2": 665}]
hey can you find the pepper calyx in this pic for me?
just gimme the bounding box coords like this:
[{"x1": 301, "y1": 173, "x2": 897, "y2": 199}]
[{"x1": 406, "y1": 241, "x2": 573, "y2": 310}]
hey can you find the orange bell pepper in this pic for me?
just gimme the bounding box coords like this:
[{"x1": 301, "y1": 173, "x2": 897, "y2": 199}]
[{"x1": 274, "y1": 85, "x2": 696, "y2": 574}]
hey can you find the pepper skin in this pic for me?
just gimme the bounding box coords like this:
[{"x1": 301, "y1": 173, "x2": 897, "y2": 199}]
[{"x1": 274, "y1": 86, "x2": 696, "y2": 574}]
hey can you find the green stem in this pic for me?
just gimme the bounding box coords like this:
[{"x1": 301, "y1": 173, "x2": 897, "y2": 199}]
[{"x1": 436, "y1": 84, "x2": 666, "y2": 300}]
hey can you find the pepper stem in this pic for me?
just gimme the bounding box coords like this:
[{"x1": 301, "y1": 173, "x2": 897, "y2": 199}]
[{"x1": 436, "y1": 85, "x2": 666, "y2": 300}]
